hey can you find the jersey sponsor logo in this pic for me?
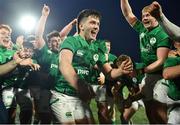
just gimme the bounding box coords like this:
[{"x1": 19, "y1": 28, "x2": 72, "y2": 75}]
[
  {"x1": 150, "y1": 37, "x2": 156, "y2": 45},
  {"x1": 93, "y1": 54, "x2": 99, "y2": 62},
  {"x1": 141, "y1": 44, "x2": 152, "y2": 52},
  {"x1": 50, "y1": 64, "x2": 58, "y2": 69},
  {"x1": 77, "y1": 69, "x2": 89, "y2": 75},
  {"x1": 76, "y1": 50, "x2": 84, "y2": 56}
]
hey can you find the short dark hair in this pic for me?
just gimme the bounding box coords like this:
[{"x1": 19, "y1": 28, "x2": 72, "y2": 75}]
[
  {"x1": 46, "y1": 30, "x2": 60, "y2": 42},
  {"x1": 77, "y1": 9, "x2": 102, "y2": 33},
  {"x1": 104, "y1": 39, "x2": 111, "y2": 44},
  {"x1": 23, "y1": 35, "x2": 35, "y2": 49}
]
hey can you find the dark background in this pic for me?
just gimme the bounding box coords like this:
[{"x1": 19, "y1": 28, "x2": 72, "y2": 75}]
[{"x1": 0, "y1": 0, "x2": 179, "y2": 62}]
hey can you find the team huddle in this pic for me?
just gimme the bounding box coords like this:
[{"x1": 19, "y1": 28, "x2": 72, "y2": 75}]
[{"x1": 0, "y1": 0, "x2": 180, "y2": 124}]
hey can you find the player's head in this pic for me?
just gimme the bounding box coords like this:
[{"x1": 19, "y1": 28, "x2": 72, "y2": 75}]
[
  {"x1": 105, "y1": 39, "x2": 111, "y2": 54},
  {"x1": 26, "y1": 35, "x2": 38, "y2": 49},
  {"x1": 0, "y1": 24, "x2": 12, "y2": 49},
  {"x1": 19, "y1": 38, "x2": 35, "y2": 59},
  {"x1": 46, "y1": 30, "x2": 61, "y2": 53},
  {"x1": 141, "y1": 5, "x2": 158, "y2": 30},
  {"x1": 77, "y1": 9, "x2": 101, "y2": 42}
]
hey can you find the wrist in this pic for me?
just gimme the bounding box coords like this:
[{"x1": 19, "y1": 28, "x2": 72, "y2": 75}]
[{"x1": 13, "y1": 58, "x2": 23, "y2": 65}]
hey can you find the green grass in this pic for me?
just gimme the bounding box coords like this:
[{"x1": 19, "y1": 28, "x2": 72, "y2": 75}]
[
  {"x1": 90, "y1": 86, "x2": 149, "y2": 124},
  {"x1": 90, "y1": 99, "x2": 149, "y2": 124}
]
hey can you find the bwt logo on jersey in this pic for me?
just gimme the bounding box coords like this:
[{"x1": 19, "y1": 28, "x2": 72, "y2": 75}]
[
  {"x1": 77, "y1": 69, "x2": 89, "y2": 75},
  {"x1": 50, "y1": 64, "x2": 58, "y2": 69}
]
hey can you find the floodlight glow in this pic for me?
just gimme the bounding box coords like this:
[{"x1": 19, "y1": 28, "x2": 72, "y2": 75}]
[{"x1": 19, "y1": 15, "x2": 36, "y2": 33}]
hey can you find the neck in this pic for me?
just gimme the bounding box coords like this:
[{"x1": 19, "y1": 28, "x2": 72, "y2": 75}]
[{"x1": 79, "y1": 33, "x2": 93, "y2": 43}]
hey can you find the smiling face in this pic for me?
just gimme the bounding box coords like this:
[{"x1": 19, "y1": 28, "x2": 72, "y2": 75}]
[
  {"x1": 0, "y1": 27, "x2": 11, "y2": 49},
  {"x1": 19, "y1": 48, "x2": 34, "y2": 59},
  {"x1": 79, "y1": 16, "x2": 100, "y2": 42},
  {"x1": 141, "y1": 5, "x2": 159, "y2": 30},
  {"x1": 142, "y1": 12, "x2": 158, "y2": 30},
  {"x1": 48, "y1": 36, "x2": 61, "y2": 52}
]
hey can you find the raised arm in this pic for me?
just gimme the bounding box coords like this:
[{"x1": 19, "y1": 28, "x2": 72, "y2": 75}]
[
  {"x1": 59, "y1": 19, "x2": 77, "y2": 41},
  {"x1": 120, "y1": 0, "x2": 138, "y2": 27},
  {"x1": 35, "y1": 4, "x2": 50, "y2": 49},
  {"x1": 150, "y1": 1, "x2": 180, "y2": 41}
]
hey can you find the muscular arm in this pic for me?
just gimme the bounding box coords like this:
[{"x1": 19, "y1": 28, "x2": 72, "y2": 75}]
[
  {"x1": 59, "y1": 19, "x2": 77, "y2": 41},
  {"x1": 102, "y1": 58, "x2": 133, "y2": 80},
  {"x1": 150, "y1": 1, "x2": 180, "y2": 41},
  {"x1": 144, "y1": 47, "x2": 170, "y2": 73},
  {"x1": 35, "y1": 4, "x2": 50, "y2": 49},
  {"x1": 163, "y1": 65, "x2": 180, "y2": 80},
  {"x1": 159, "y1": 14, "x2": 180, "y2": 41},
  {"x1": 59, "y1": 49, "x2": 79, "y2": 90},
  {"x1": 0, "y1": 60, "x2": 18, "y2": 76},
  {"x1": 120, "y1": 0, "x2": 138, "y2": 27}
]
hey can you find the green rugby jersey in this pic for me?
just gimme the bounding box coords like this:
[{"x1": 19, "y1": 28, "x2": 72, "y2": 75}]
[
  {"x1": 164, "y1": 57, "x2": 180, "y2": 100},
  {"x1": 108, "y1": 53, "x2": 117, "y2": 65},
  {"x1": 37, "y1": 45, "x2": 59, "y2": 78},
  {"x1": 133, "y1": 20, "x2": 171, "y2": 66},
  {"x1": 90, "y1": 53, "x2": 117, "y2": 85},
  {"x1": 55, "y1": 35, "x2": 107, "y2": 95},
  {"x1": 0, "y1": 46, "x2": 31, "y2": 88}
]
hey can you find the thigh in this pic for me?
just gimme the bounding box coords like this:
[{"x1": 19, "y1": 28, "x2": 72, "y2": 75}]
[
  {"x1": 15, "y1": 89, "x2": 32, "y2": 110},
  {"x1": 38, "y1": 89, "x2": 52, "y2": 113},
  {"x1": 153, "y1": 79, "x2": 169, "y2": 103},
  {"x1": 141, "y1": 74, "x2": 162, "y2": 101},
  {"x1": 168, "y1": 106, "x2": 180, "y2": 124},
  {"x1": 51, "y1": 91, "x2": 91, "y2": 124},
  {"x1": 92, "y1": 85, "x2": 106, "y2": 102}
]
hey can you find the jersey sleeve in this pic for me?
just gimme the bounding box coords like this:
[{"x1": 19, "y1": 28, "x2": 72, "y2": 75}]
[
  {"x1": 156, "y1": 30, "x2": 172, "y2": 48},
  {"x1": 60, "y1": 36, "x2": 76, "y2": 54},
  {"x1": 36, "y1": 45, "x2": 52, "y2": 64},
  {"x1": 96, "y1": 41, "x2": 108, "y2": 67},
  {"x1": 133, "y1": 20, "x2": 146, "y2": 33},
  {"x1": 164, "y1": 57, "x2": 180, "y2": 68}
]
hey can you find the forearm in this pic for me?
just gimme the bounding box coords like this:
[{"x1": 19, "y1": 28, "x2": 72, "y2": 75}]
[
  {"x1": 163, "y1": 65, "x2": 180, "y2": 80},
  {"x1": 35, "y1": 15, "x2": 48, "y2": 48},
  {"x1": 144, "y1": 60, "x2": 163, "y2": 73},
  {"x1": 0, "y1": 60, "x2": 18, "y2": 76},
  {"x1": 121, "y1": 0, "x2": 137, "y2": 25},
  {"x1": 59, "y1": 20, "x2": 75, "y2": 40},
  {"x1": 159, "y1": 14, "x2": 180, "y2": 41}
]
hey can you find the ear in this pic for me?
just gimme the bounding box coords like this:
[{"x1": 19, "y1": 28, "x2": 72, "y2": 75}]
[{"x1": 79, "y1": 23, "x2": 84, "y2": 31}]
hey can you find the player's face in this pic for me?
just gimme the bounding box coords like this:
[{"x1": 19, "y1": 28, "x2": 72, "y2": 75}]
[
  {"x1": 48, "y1": 36, "x2": 61, "y2": 52},
  {"x1": 30, "y1": 40, "x2": 38, "y2": 50},
  {"x1": 142, "y1": 12, "x2": 158, "y2": 30},
  {"x1": 19, "y1": 48, "x2": 34, "y2": 59},
  {"x1": 0, "y1": 28, "x2": 11, "y2": 49},
  {"x1": 80, "y1": 16, "x2": 100, "y2": 42}
]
